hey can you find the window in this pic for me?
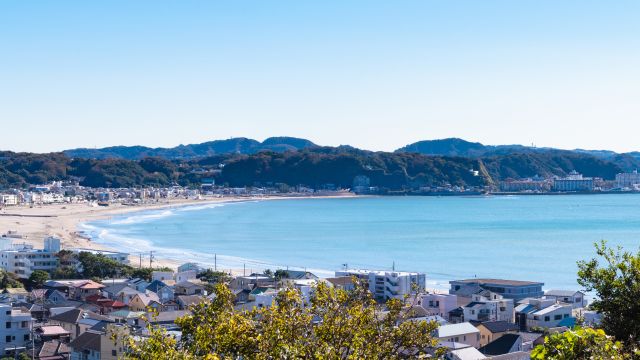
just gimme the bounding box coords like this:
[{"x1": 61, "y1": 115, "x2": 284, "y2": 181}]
[
  {"x1": 112, "y1": 350, "x2": 117, "y2": 356},
  {"x1": 4, "y1": 311, "x2": 9, "y2": 315},
  {"x1": 23, "y1": 334, "x2": 29, "y2": 341},
  {"x1": 554, "y1": 315, "x2": 562, "y2": 320},
  {"x1": 5, "y1": 336, "x2": 10, "y2": 343},
  {"x1": 5, "y1": 322, "x2": 10, "y2": 329},
  {"x1": 544, "y1": 316, "x2": 550, "y2": 322}
]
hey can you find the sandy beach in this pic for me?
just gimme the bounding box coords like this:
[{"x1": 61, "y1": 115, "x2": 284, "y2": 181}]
[{"x1": 0, "y1": 194, "x2": 357, "y2": 271}]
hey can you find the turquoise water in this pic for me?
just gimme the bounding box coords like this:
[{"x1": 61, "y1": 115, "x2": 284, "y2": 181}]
[{"x1": 82, "y1": 195, "x2": 640, "y2": 291}]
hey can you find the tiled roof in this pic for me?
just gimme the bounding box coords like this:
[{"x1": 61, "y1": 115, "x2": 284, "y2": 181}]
[
  {"x1": 479, "y1": 333, "x2": 520, "y2": 356},
  {"x1": 69, "y1": 331, "x2": 101, "y2": 352},
  {"x1": 478, "y1": 321, "x2": 519, "y2": 333}
]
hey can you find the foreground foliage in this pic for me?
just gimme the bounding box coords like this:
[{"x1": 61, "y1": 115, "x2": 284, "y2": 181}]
[
  {"x1": 532, "y1": 328, "x2": 626, "y2": 360},
  {"x1": 123, "y1": 280, "x2": 443, "y2": 359},
  {"x1": 578, "y1": 241, "x2": 640, "y2": 348}
]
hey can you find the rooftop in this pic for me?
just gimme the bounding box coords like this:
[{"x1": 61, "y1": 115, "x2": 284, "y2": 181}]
[
  {"x1": 437, "y1": 322, "x2": 480, "y2": 338},
  {"x1": 451, "y1": 278, "x2": 544, "y2": 287}
]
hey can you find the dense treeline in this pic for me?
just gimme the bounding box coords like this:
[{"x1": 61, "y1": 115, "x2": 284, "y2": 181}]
[{"x1": 0, "y1": 147, "x2": 625, "y2": 190}]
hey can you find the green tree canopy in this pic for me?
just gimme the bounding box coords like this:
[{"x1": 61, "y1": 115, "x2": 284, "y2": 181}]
[
  {"x1": 122, "y1": 279, "x2": 443, "y2": 359},
  {"x1": 578, "y1": 241, "x2": 640, "y2": 347},
  {"x1": 532, "y1": 328, "x2": 626, "y2": 360},
  {"x1": 28, "y1": 270, "x2": 50, "y2": 288}
]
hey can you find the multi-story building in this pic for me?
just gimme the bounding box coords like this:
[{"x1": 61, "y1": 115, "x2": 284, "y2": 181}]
[
  {"x1": 616, "y1": 170, "x2": 640, "y2": 189},
  {"x1": 335, "y1": 269, "x2": 426, "y2": 301},
  {"x1": 462, "y1": 290, "x2": 514, "y2": 322},
  {"x1": 420, "y1": 293, "x2": 458, "y2": 320},
  {"x1": 0, "y1": 304, "x2": 34, "y2": 357},
  {"x1": 449, "y1": 278, "x2": 544, "y2": 301},
  {"x1": 515, "y1": 298, "x2": 573, "y2": 330},
  {"x1": 0, "y1": 194, "x2": 19, "y2": 206},
  {"x1": 0, "y1": 239, "x2": 60, "y2": 279},
  {"x1": 499, "y1": 178, "x2": 550, "y2": 192},
  {"x1": 552, "y1": 171, "x2": 594, "y2": 192}
]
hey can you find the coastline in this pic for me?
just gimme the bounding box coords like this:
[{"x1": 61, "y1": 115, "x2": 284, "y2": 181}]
[{"x1": 0, "y1": 193, "x2": 359, "y2": 271}]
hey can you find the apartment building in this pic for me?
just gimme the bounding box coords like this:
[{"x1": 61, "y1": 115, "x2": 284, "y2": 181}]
[
  {"x1": 0, "y1": 238, "x2": 60, "y2": 279},
  {"x1": 335, "y1": 269, "x2": 426, "y2": 301},
  {"x1": 0, "y1": 304, "x2": 33, "y2": 357},
  {"x1": 449, "y1": 278, "x2": 544, "y2": 301}
]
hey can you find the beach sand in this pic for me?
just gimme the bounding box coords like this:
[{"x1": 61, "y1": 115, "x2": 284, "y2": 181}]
[{"x1": 0, "y1": 193, "x2": 357, "y2": 271}]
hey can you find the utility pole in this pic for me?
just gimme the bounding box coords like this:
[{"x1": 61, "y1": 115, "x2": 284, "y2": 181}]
[
  {"x1": 214, "y1": 253, "x2": 217, "y2": 272},
  {"x1": 243, "y1": 263, "x2": 246, "y2": 277},
  {"x1": 149, "y1": 251, "x2": 154, "y2": 268},
  {"x1": 139, "y1": 253, "x2": 142, "y2": 269}
]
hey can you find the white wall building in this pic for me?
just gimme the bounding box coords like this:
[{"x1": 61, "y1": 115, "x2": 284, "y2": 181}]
[
  {"x1": 463, "y1": 291, "x2": 514, "y2": 322},
  {"x1": 436, "y1": 322, "x2": 481, "y2": 348},
  {"x1": 70, "y1": 248, "x2": 130, "y2": 265},
  {"x1": 552, "y1": 171, "x2": 594, "y2": 192},
  {"x1": 0, "y1": 243, "x2": 58, "y2": 279},
  {"x1": 335, "y1": 269, "x2": 426, "y2": 301},
  {"x1": 0, "y1": 304, "x2": 33, "y2": 356},
  {"x1": 616, "y1": 170, "x2": 640, "y2": 189},
  {"x1": 420, "y1": 293, "x2": 458, "y2": 320}
]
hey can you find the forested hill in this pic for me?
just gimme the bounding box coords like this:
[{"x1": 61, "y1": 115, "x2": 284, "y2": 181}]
[
  {"x1": 63, "y1": 137, "x2": 317, "y2": 160},
  {"x1": 0, "y1": 147, "x2": 626, "y2": 190}
]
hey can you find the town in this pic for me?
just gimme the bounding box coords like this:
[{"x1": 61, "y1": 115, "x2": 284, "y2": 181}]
[
  {"x1": 0, "y1": 233, "x2": 598, "y2": 360},
  {"x1": 1, "y1": 169, "x2": 640, "y2": 209}
]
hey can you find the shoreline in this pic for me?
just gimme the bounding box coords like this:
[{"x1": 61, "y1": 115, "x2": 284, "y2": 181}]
[{"x1": 0, "y1": 193, "x2": 359, "y2": 271}]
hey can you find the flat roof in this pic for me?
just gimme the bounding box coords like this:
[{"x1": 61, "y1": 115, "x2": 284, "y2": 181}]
[{"x1": 451, "y1": 278, "x2": 544, "y2": 286}]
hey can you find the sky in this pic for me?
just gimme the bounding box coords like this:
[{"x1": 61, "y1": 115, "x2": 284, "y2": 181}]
[{"x1": 1, "y1": 1, "x2": 640, "y2": 153}]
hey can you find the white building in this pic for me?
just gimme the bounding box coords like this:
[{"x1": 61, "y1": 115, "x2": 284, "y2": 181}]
[
  {"x1": 616, "y1": 170, "x2": 640, "y2": 189},
  {"x1": 0, "y1": 243, "x2": 59, "y2": 279},
  {"x1": 544, "y1": 290, "x2": 586, "y2": 309},
  {"x1": 420, "y1": 293, "x2": 458, "y2": 320},
  {"x1": 552, "y1": 171, "x2": 594, "y2": 192},
  {"x1": 0, "y1": 304, "x2": 33, "y2": 357},
  {"x1": 463, "y1": 290, "x2": 514, "y2": 323},
  {"x1": 515, "y1": 298, "x2": 573, "y2": 330},
  {"x1": 436, "y1": 322, "x2": 481, "y2": 348},
  {"x1": 335, "y1": 269, "x2": 426, "y2": 301},
  {"x1": 0, "y1": 194, "x2": 18, "y2": 206}
]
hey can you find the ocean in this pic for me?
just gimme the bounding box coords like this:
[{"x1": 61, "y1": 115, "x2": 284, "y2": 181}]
[{"x1": 81, "y1": 194, "x2": 640, "y2": 291}]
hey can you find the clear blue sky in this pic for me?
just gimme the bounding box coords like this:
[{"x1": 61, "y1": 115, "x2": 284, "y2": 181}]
[{"x1": 2, "y1": 1, "x2": 639, "y2": 153}]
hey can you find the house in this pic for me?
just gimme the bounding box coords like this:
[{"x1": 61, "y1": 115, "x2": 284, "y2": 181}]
[
  {"x1": 174, "y1": 280, "x2": 205, "y2": 296},
  {"x1": 48, "y1": 308, "x2": 110, "y2": 340},
  {"x1": 145, "y1": 281, "x2": 175, "y2": 304},
  {"x1": 67, "y1": 280, "x2": 105, "y2": 301},
  {"x1": 3, "y1": 288, "x2": 30, "y2": 303},
  {"x1": 447, "y1": 346, "x2": 487, "y2": 360},
  {"x1": 129, "y1": 293, "x2": 161, "y2": 312},
  {"x1": 127, "y1": 278, "x2": 150, "y2": 293},
  {"x1": 69, "y1": 331, "x2": 101, "y2": 360},
  {"x1": 475, "y1": 321, "x2": 519, "y2": 347},
  {"x1": 176, "y1": 295, "x2": 206, "y2": 310},
  {"x1": 420, "y1": 293, "x2": 458, "y2": 320},
  {"x1": 515, "y1": 298, "x2": 573, "y2": 330},
  {"x1": 35, "y1": 325, "x2": 71, "y2": 342},
  {"x1": 38, "y1": 340, "x2": 71, "y2": 360},
  {"x1": 478, "y1": 334, "x2": 523, "y2": 356},
  {"x1": 151, "y1": 271, "x2": 174, "y2": 282},
  {"x1": 31, "y1": 289, "x2": 67, "y2": 304},
  {"x1": 544, "y1": 290, "x2": 586, "y2": 308},
  {"x1": 233, "y1": 289, "x2": 251, "y2": 304},
  {"x1": 178, "y1": 262, "x2": 202, "y2": 273},
  {"x1": 176, "y1": 270, "x2": 197, "y2": 283},
  {"x1": 436, "y1": 322, "x2": 481, "y2": 348},
  {"x1": 103, "y1": 285, "x2": 142, "y2": 305},
  {"x1": 140, "y1": 310, "x2": 190, "y2": 328},
  {"x1": 108, "y1": 310, "x2": 145, "y2": 328},
  {"x1": 0, "y1": 304, "x2": 33, "y2": 357},
  {"x1": 229, "y1": 275, "x2": 275, "y2": 290},
  {"x1": 449, "y1": 279, "x2": 544, "y2": 301},
  {"x1": 462, "y1": 291, "x2": 514, "y2": 323},
  {"x1": 325, "y1": 276, "x2": 355, "y2": 291}
]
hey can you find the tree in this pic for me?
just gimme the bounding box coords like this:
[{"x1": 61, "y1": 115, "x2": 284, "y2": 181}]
[
  {"x1": 197, "y1": 269, "x2": 231, "y2": 284},
  {"x1": 577, "y1": 241, "x2": 640, "y2": 347},
  {"x1": 28, "y1": 270, "x2": 49, "y2": 288},
  {"x1": 121, "y1": 279, "x2": 444, "y2": 359},
  {"x1": 531, "y1": 328, "x2": 626, "y2": 359}
]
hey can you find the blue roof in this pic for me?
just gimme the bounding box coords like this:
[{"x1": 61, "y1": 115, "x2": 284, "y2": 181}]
[{"x1": 558, "y1": 317, "x2": 577, "y2": 328}]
